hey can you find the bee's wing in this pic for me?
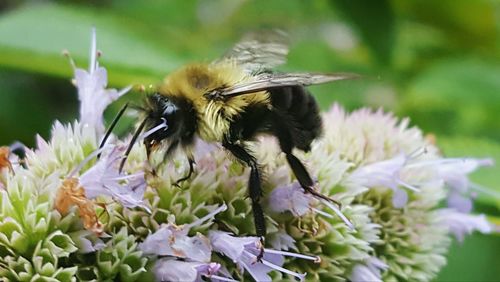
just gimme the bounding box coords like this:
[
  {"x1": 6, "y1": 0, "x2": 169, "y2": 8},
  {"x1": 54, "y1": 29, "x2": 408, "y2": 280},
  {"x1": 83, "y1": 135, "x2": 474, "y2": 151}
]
[
  {"x1": 213, "y1": 72, "x2": 360, "y2": 97},
  {"x1": 213, "y1": 30, "x2": 289, "y2": 73}
]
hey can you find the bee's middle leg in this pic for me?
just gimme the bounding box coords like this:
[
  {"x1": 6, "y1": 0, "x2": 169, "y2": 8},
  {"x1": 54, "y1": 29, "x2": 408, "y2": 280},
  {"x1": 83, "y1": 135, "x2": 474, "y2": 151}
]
[{"x1": 223, "y1": 141, "x2": 266, "y2": 261}]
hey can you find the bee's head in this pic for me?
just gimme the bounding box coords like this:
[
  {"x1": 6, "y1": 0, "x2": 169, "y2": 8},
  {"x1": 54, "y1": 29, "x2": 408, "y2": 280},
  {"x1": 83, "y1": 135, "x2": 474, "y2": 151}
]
[{"x1": 142, "y1": 93, "x2": 196, "y2": 156}]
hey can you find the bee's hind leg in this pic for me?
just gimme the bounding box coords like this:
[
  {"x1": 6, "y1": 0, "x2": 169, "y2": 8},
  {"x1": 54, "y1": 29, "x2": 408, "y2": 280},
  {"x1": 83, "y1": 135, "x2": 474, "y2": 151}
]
[
  {"x1": 285, "y1": 153, "x2": 341, "y2": 208},
  {"x1": 273, "y1": 117, "x2": 341, "y2": 208}
]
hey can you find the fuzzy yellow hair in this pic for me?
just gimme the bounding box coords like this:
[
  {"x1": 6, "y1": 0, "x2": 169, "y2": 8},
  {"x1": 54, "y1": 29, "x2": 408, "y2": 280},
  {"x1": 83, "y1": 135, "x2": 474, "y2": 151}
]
[{"x1": 159, "y1": 62, "x2": 269, "y2": 141}]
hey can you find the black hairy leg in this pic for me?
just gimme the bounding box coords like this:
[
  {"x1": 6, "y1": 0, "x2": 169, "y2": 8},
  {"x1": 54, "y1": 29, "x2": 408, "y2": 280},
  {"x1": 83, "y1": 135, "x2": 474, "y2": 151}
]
[
  {"x1": 271, "y1": 110, "x2": 341, "y2": 208},
  {"x1": 173, "y1": 157, "x2": 195, "y2": 187},
  {"x1": 285, "y1": 153, "x2": 341, "y2": 208},
  {"x1": 222, "y1": 141, "x2": 266, "y2": 261}
]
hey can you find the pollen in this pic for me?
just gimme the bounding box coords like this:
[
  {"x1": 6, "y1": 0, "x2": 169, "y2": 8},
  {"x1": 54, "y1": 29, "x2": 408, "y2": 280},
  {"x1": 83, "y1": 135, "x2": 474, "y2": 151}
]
[
  {"x1": 0, "y1": 146, "x2": 13, "y2": 173},
  {"x1": 55, "y1": 177, "x2": 104, "y2": 235}
]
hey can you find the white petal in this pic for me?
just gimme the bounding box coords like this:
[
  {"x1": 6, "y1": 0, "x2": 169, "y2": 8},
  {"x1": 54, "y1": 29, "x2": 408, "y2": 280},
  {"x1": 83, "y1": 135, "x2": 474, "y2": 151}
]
[
  {"x1": 447, "y1": 192, "x2": 473, "y2": 213},
  {"x1": 154, "y1": 259, "x2": 200, "y2": 282},
  {"x1": 392, "y1": 188, "x2": 408, "y2": 208},
  {"x1": 269, "y1": 183, "x2": 311, "y2": 216},
  {"x1": 209, "y1": 231, "x2": 258, "y2": 262},
  {"x1": 172, "y1": 233, "x2": 212, "y2": 262},
  {"x1": 435, "y1": 209, "x2": 492, "y2": 242},
  {"x1": 241, "y1": 264, "x2": 272, "y2": 282},
  {"x1": 350, "y1": 264, "x2": 382, "y2": 282},
  {"x1": 139, "y1": 227, "x2": 175, "y2": 256},
  {"x1": 349, "y1": 257, "x2": 387, "y2": 282},
  {"x1": 348, "y1": 153, "x2": 406, "y2": 189},
  {"x1": 141, "y1": 225, "x2": 212, "y2": 262}
]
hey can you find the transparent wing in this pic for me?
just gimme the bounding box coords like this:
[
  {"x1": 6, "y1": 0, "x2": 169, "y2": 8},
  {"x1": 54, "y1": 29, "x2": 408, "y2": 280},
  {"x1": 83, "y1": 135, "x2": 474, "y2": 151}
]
[
  {"x1": 213, "y1": 30, "x2": 290, "y2": 73},
  {"x1": 209, "y1": 72, "x2": 360, "y2": 98}
]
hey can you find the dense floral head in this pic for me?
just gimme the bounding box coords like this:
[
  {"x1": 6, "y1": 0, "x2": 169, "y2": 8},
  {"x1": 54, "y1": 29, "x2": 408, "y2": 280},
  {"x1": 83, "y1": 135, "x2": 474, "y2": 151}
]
[{"x1": 0, "y1": 30, "x2": 495, "y2": 281}]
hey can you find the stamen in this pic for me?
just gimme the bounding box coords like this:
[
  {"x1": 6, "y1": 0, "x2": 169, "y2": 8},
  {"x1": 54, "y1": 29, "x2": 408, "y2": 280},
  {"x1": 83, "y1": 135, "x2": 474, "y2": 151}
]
[
  {"x1": 406, "y1": 158, "x2": 494, "y2": 169},
  {"x1": 89, "y1": 27, "x2": 97, "y2": 73},
  {"x1": 311, "y1": 207, "x2": 334, "y2": 218},
  {"x1": 208, "y1": 275, "x2": 238, "y2": 282},
  {"x1": 263, "y1": 248, "x2": 319, "y2": 262},
  {"x1": 186, "y1": 204, "x2": 227, "y2": 229},
  {"x1": 396, "y1": 180, "x2": 420, "y2": 192},
  {"x1": 408, "y1": 147, "x2": 428, "y2": 160},
  {"x1": 62, "y1": 49, "x2": 76, "y2": 70},
  {"x1": 139, "y1": 119, "x2": 168, "y2": 141},
  {"x1": 69, "y1": 145, "x2": 110, "y2": 177},
  {"x1": 117, "y1": 85, "x2": 132, "y2": 97},
  {"x1": 111, "y1": 172, "x2": 144, "y2": 181},
  {"x1": 469, "y1": 183, "x2": 500, "y2": 199},
  {"x1": 320, "y1": 199, "x2": 355, "y2": 231},
  {"x1": 259, "y1": 259, "x2": 306, "y2": 281}
]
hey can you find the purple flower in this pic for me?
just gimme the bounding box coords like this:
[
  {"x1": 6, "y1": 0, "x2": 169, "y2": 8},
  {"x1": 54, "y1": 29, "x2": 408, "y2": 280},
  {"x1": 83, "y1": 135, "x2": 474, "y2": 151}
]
[
  {"x1": 140, "y1": 204, "x2": 227, "y2": 262},
  {"x1": 269, "y1": 182, "x2": 311, "y2": 217},
  {"x1": 433, "y1": 158, "x2": 493, "y2": 191},
  {"x1": 407, "y1": 157, "x2": 494, "y2": 212},
  {"x1": 209, "y1": 231, "x2": 319, "y2": 282},
  {"x1": 140, "y1": 225, "x2": 212, "y2": 262},
  {"x1": 77, "y1": 145, "x2": 149, "y2": 211},
  {"x1": 435, "y1": 209, "x2": 492, "y2": 242},
  {"x1": 71, "y1": 28, "x2": 131, "y2": 135},
  {"x1": 435, "y1": 158, "x2": 493, "y2": 213},
  {"x1": 153, "y1": 259, "x2": 235, "y2": 282},
  {"x1": 346, "y1": 153, "x2": 419, "y2": 208},
  {"x1": 269, "y1": 182, "x2": 355, "y2": 230},
  {"x1": 349, "y1": 257, "x2": 388, "y2": 282}
]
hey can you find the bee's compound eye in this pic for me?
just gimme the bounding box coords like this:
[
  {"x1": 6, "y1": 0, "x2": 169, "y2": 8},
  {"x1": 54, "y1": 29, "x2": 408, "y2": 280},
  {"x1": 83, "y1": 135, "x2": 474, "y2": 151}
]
[{"x1": 163, "y1": 102, "x2": 177, "y2": 116}]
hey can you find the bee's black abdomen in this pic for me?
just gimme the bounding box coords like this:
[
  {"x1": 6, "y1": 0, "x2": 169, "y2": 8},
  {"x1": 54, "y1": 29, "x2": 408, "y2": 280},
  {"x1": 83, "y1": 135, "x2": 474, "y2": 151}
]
[{"x1": 269, "y1": 86, "x2": 322, "y2": 151}]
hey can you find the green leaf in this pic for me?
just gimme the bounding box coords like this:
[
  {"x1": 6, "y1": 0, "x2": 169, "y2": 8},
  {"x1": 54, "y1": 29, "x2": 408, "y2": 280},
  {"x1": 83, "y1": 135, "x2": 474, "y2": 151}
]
[
  {"x1": 400, "y1": 58, "x2": 500, "y2": 140},
  {"x1": 436, "y1": 233, "x2": 500, "y2": 282},
  {"x1": 437, "y1": 136, "x2": 500, "y2": 210},
  {"x1": 331, "y1": 0, "x2": 395, "y2": 64},
  {"x1": 394, "y1": 0, "x2": 497, "y2": 53},
  {"x1": 0, "y1": 3, "x2": 183, "y2": 86}
]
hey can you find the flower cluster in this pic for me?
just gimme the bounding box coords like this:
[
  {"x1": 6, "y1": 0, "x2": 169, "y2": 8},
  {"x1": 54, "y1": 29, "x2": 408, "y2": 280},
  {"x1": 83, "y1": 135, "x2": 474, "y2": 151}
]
[{"x1": 0, "y1": 30, "x2": 495, "y2": 282}]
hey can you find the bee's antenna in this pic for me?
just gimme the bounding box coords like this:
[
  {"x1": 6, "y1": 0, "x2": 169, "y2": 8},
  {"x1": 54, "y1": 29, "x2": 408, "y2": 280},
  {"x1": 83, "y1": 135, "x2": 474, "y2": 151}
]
[
  {"x1": 119, "y1": 118, "x2": 148, "y2": 173},
  {"x1": 98, "y1": 102, "x2": 129, "y2": 159}
]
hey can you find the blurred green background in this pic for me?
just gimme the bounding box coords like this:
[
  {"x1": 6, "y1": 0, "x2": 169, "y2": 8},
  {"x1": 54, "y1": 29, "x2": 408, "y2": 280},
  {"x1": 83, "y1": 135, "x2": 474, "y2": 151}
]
[{"x1": 0, "y1": 0, "x2": 498, "y2": 280}]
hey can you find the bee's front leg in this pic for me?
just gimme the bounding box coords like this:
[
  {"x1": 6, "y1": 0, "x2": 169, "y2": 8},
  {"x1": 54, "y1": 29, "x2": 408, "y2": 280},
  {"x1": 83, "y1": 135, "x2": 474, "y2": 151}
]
[{"x1": 173, "y1": 157, "x2": 196, "y2": 187}]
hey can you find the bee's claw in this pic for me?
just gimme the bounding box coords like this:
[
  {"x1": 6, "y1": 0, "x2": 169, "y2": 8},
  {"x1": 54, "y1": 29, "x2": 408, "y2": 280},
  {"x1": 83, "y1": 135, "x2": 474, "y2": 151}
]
[
  {"x1": 256, "y1": 236, "x2": 265, "y2": 263},
  {"x1": 172, "y1": 177, "x2": 188, "y2": 187},
  {"x1": 304, "y1": 185, "x2": 342, "y2": 209},
  {"x1": 170, "y1": 157, "x2": 195, "y2": 188}
]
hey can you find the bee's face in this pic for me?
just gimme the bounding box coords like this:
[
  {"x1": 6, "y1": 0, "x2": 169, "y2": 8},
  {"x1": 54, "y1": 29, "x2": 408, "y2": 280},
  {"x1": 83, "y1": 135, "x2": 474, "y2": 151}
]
[
  {"x1": 143, "y1": 94, "x2": 181, "y2": 149},
  {"x1": 141, "y1": 92, "x2": 198, "y2": 157}
]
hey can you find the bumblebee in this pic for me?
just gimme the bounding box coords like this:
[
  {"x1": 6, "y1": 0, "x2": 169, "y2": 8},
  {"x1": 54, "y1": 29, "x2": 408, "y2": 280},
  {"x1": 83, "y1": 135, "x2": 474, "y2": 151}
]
[{"x1": 107, "y1": 31, "x2": 356, "y2": 248}]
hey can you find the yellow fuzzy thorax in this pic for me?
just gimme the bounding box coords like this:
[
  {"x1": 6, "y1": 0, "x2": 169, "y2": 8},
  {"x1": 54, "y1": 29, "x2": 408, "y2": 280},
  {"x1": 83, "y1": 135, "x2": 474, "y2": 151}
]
[{"x1": 158, "y1": 62, "x2": 269, "y2": 141}]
